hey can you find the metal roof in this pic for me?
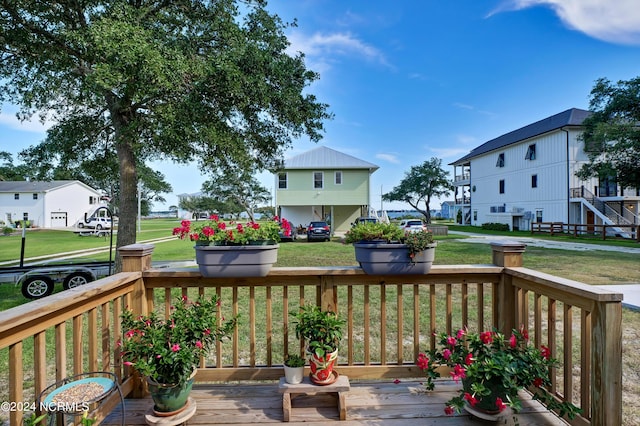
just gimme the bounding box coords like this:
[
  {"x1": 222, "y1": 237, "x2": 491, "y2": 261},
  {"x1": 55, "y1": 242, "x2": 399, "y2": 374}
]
[
  {"x1": 284, "y1": 146, "x2": 379, "y2": 171},
  {"x1": 450, "y1": 108, "x2": 592, "y2": 165},
  {"x1": 0, "y1": 180, "x2": 95, "y2": 193}
]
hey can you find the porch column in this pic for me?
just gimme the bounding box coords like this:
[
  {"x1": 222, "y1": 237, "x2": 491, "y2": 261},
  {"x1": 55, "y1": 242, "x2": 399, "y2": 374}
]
[{"x1": 491, "y1": 242, "x2": 526, "y2": 335}]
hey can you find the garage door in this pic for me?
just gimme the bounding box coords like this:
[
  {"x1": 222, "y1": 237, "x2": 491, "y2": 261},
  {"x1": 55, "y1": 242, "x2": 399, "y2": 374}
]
[{"x1": 51, "y1": 212, "x2": 68, "y2": 227}]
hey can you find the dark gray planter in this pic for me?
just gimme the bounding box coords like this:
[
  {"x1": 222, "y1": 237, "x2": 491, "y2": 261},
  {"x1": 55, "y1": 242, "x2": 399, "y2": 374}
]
[
  {"x1": 194, "y1": 244, "x2": 279, "y2": 277},
  {"x1": 353, "y1": 242, "x2": 436, "y2": 275}
]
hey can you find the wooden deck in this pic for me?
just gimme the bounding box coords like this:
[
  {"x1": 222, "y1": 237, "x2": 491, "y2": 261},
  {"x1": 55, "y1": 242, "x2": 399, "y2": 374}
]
[{"x1": 103, "y1": 379, "x2": 570, "y2": 425}]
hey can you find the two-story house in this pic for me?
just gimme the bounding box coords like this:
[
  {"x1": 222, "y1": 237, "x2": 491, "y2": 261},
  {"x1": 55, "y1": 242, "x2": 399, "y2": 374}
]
[
  {"x1": 275, "y1": 146, "x2": 379, "y2": 233},
  {"x1": 0, "y1": 180, "x2": 107, "y2": 228},
  {"x1": 450, "y1": 108, "x2": 639, "y2": 234}
]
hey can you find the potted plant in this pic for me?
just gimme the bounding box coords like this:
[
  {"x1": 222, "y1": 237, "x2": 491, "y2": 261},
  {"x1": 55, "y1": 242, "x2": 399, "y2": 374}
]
[
  {"x1": 172, "y1": 215, "x2": 285, "y2": 277},
  {"x1": 291, "y1": 305, "x2": 346, "y2": 385},
  {"x1": 344, "y1": 221, "x2": 437, "y2": 274},
  {"x1": 417, "y1": 327, "x2": 581, "y2": 421},
  {"x1": 120, "y1": 294, "x2": 238, "y2": 414},
  {"x1": 283, "y1": 353, "x2": 306, "y2": 384}
]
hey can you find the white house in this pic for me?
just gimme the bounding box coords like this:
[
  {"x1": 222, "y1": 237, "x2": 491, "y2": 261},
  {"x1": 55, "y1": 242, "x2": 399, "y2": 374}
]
[
  {"x1": 0, "y1": 180, "x2": 107, "y2": 228},
  {"x1": 450, "y1": 108, "x2": 639, "y2": 233}
]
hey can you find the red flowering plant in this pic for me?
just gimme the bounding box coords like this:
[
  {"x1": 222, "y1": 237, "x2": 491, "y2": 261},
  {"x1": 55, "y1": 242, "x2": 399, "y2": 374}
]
[
  {"x1": 172, "y1": 215, "x2": 283, "y2": 245},
  {"x1": 417, "y1": 327, "x2": 581, "y2": 419},
  {"x1": 120, "y1": 294, "x2": 238, "y2": 386}
]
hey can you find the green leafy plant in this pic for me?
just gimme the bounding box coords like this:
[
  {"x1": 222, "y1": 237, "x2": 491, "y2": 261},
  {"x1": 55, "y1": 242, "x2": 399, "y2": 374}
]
[
  {"x1": 344, "y1": 222, "x2": 435, "y2": 262},
  {"x1": 417, "y1": 327, "x2": 581, "y2": 419},
  {"x1": 344, "y1": 222, "x2": 404, "y2": 243},
  {"x1": 403, "y1": 229, "x2": 435, "y2": 261},
  {"x1": 172, "y1": 215, "x2": 285, "y2": 245},
  {"x1": 23, "y1": 412, "x2": 47, "y2": 426},
  {"x1": 291, "y1": 305, "x2": 346, "y2": 358},
  {"x1": 120, "y1": 294, "x2": 238, "y2": 386},
  {"x1": 284, "y1": 353, "x2": 305, "y2": 368}
]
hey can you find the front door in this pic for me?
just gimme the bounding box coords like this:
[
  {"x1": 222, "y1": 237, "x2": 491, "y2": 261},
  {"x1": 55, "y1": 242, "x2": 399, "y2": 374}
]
[{"x1": 586, "y1": 210, "x2": 595, "y2": 234}]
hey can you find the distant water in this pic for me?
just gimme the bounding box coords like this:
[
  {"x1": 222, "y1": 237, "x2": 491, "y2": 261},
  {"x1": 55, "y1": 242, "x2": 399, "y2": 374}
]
[{"x1": 381, "y1": 210, "x2": 424, "y2": 219}]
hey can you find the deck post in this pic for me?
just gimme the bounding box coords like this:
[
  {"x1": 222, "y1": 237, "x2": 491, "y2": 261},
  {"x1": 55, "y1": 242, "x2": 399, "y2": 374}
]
[
  {"x1": 591, "y1": 300, "x2": 622, "y2": 425},
  {"x1": 118, "y1": 243, "x2": 155, "y2": 397},
  {"x1": 491, "y1": 242, "x2": 525, "y2": 335}
]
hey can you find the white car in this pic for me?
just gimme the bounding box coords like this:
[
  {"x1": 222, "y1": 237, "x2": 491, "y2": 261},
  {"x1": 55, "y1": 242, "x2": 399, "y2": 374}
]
[
  {"x1": 398, "y1": 219, "x2": 426, "y2": 233},
  {"x1": 79, "y1": 217, "x2": 112, "y2": 230}
]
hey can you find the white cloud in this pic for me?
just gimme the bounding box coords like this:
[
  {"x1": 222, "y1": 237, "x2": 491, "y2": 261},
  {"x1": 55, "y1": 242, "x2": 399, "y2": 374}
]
[
  {"x1": 376, "y1": 153, "x2": 400, "y2": 164},
  {"x1": 491, "y1": 0, "x2": 640, "y2": 45},
  {"x1": 287, "y1": 30, "x2": 392, "y2": 70},
  {"x1": 0, "y1": 109, "x2": 51, "y2": 134}
]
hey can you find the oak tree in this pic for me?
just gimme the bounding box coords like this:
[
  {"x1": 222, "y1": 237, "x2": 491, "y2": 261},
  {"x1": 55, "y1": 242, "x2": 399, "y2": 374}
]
[
  {"x1": 578, "y1": 77, "x2": 640, "y2": 190},
  {"x1": 382, "y1": 157, "x2": 453, "y2": 224},
  {"x1": 0, "y1": 0, "x2": 330, "y2": 253}
]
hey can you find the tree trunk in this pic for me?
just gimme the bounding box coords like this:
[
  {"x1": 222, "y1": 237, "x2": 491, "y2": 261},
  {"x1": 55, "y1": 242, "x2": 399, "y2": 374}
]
[{"x1": 109, "y1": 104, "x2": 138, "y2": 269}]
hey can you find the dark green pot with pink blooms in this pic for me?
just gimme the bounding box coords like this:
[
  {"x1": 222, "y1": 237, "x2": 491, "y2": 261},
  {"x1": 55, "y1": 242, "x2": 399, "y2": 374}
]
[
  {"x1": 120, "y1": 295, "x2": 238, "y2": 414},
  {"x1": 417, "y1": 327, "x2": 581, "y2": 421}
]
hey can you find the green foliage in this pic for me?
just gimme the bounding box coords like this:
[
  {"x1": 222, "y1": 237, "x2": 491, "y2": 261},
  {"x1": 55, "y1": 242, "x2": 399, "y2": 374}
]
[
  {"x1": 578, "y1": 77, "x2": 640, "y2": 189},
  {"x1": 1, "y1": 0, "x2": 331, "y2": 250},
  {"x1": 202, "y1": 170, "x2": 272, "y2": 222},
  {"x1": 402, "y1": 229, "x2": 435, "y2": 261},
  {"x1": 344, "y1": 222, "x2": 435, "y2": 261},
  {"x1": 418, "y1": 328, "x2": 581, "y2": 419},
  {"x1": 120, "y1": 294, "x2": 238, "y2": 385},
  {"x1": 382, "y1": 157, "x2": 454, "y2": 224},
  {"x1": 344, "y1": 222, "x2": 404, "y2": 243},
  {"x1": 291, "y1": 305, "x2": 346, "y2": 358},
  {"x1": 2, "y1": 227, "x2": 13, "y2": 236},
  {"x1": 481, "y1": 223, "x2": 510, "y2": 231},
  {"x1": 284, "y1": 354, "x2": 305, "y2": 368},
  {"x1": 22, "y1": 412, "x2": 47, "y2": 426}
]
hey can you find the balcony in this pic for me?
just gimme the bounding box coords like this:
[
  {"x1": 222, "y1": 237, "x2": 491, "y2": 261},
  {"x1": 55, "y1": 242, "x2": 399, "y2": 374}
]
[{"x1": 0, "y1": 243, "x2": 622, "y2": 425}]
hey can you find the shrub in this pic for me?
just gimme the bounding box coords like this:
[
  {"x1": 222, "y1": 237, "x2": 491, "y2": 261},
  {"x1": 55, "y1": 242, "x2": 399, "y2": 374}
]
[{"x1": 481, "y1": 222, "x2": 510, "y2": 231}]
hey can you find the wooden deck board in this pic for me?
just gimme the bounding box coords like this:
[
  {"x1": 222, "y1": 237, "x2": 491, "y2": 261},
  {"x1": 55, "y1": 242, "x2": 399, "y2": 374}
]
[{"x1": 103, "y1": 379, "x2": 570, "y2": 425}]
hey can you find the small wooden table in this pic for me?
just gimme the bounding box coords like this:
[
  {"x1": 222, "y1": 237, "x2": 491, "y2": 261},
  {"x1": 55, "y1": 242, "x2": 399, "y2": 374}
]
[{"x1": 278, "y1": 375, "x2": 350, "y2": 422}]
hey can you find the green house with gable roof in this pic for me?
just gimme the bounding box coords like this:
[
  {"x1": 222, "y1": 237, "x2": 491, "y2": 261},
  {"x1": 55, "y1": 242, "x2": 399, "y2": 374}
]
[{"x1": 274, "y1": 146, "x2": 379, "y2": 233}]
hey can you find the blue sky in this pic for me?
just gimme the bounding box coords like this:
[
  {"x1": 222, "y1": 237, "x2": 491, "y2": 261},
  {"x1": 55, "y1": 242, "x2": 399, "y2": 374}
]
[{"x1": 2, "y1": 0, "x2": 640, "y2": 211}]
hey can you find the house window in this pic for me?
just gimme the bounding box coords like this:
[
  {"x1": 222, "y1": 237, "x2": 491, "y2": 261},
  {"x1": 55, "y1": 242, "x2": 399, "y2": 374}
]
[
  {"x1": 14, "y1": 193, "x2": 19, "y2": 200},
  {"x1": 335, "y1": 171, "x2": 342, "y2": 185},
  {"x1": 313, "y1": 172, "x2": 324, "y2": 189},
  {"x1": 278, "y1": 172, "x2": 288, "y2": 189},
  {"x1": 496, "y1": 153, "x2": 505, "y2": 167},
  {"x1": 23, "y1": 212, "x2": 28, "y2": 221},
  {"x1": 499, "y1": 179, "x2": 505, "y2": 194},
  {"x1": 525, "y1": 144, "x2": 536, "y2": 160},
  {"x1": 33, "y1": 193, "x2": 38, "y2": 200},
  {"x1": 531, "y1": 174, "x2": 538, "y2": 188},
  {"x1": 473, "y1": 210, "x2": 477, "y2": 221},
  {"x1": 536, "y1": 209, "x2": 543, "y2": 223}
]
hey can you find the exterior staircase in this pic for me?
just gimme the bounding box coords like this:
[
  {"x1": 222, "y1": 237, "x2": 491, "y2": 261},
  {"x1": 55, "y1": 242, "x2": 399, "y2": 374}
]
[{"x1": 571, "y1": 187, "x2": 637, "y2": 238}]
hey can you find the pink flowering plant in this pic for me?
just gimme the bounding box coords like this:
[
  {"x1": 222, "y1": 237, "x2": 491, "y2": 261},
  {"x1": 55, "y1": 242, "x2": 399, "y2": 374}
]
[
  {"x1": 120, "y1": 294, "x2": 238, "y2": 386},
  {"x1": 173, "y1": 215, "x2": 286, "y2": 245},
  {"x1": 417, "y1": 327, "x2": 580, "y2": 419}
]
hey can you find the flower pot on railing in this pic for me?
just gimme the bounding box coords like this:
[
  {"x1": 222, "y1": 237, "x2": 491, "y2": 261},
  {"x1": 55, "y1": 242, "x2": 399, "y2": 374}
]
[
  {"x1": 353, "y1": 242, "x2": 436, "y2": 275},
  {"x1": 194, "y1": 244, "x2": 279, "y2": 277}
]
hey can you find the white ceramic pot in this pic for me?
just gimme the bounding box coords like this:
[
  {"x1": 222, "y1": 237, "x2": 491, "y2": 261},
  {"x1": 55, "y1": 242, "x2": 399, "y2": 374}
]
[{"x1": 283, "y1": 365, "x2": 304, "y2": 384}]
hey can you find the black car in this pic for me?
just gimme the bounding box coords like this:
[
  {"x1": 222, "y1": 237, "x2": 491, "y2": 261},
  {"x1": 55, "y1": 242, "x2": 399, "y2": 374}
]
[{"x1": 306, "y1": 221, "x2": 331, "y2": 241}]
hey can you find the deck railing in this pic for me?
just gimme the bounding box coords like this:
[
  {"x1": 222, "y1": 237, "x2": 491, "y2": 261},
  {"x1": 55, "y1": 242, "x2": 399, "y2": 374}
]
[{"x1": 0, "y1": 243, "x2": 622, "y2": 426}]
